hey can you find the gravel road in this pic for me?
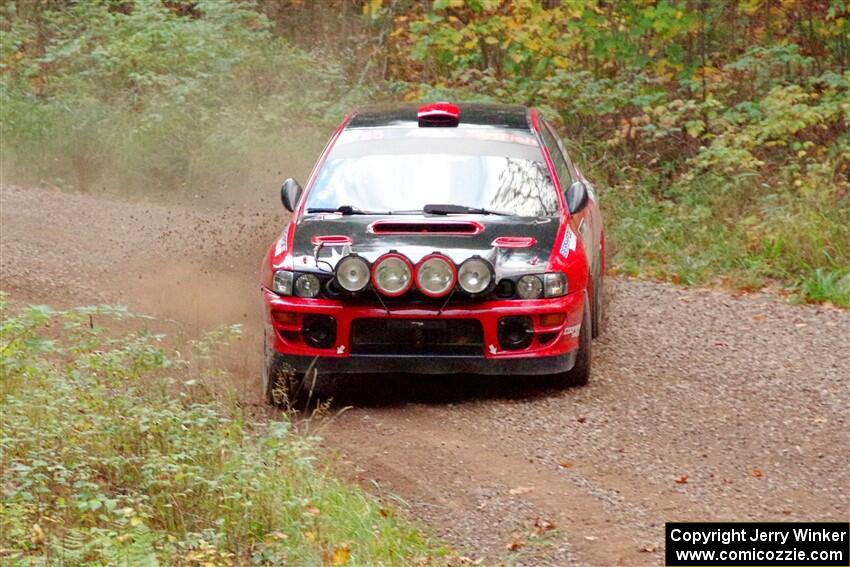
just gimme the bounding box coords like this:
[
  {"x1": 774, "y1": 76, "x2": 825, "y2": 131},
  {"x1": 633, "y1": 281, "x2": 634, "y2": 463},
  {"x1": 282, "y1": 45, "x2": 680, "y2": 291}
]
[{"x1": 2, "y1": 184, "x2": 848, "y2": 566}]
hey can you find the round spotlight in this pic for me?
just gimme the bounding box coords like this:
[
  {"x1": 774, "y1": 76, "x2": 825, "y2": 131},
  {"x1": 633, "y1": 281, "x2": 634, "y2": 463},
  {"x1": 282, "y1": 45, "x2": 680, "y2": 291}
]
[
  {"x1": 516, "y1": 275, "x2": 543, "y2": 299},
  {"x1": 334, "y1": 254, "x2": 370, "y2": 292},
  {"x1": 294, "y1": 273, "x2": 321, "y2": 298},
  {"x1": 371, "y1": 253, "x2": 413, "y2": 296},
  {"x1": 415, "y1": 254, "x2": 456, "y2": 297},
  {"x1": 458, "y1": 257, "x2": 492, "y2": 295}
]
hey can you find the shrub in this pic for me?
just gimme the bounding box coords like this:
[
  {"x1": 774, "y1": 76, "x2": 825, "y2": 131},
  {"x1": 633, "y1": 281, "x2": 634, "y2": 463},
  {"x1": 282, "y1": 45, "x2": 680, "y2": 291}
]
[
  {"x1": 0, "y1": 1, "x2": 370, "y2": 195},
  {"x1": 0, "y1": 297, "x2": 447, "y2": 566}
]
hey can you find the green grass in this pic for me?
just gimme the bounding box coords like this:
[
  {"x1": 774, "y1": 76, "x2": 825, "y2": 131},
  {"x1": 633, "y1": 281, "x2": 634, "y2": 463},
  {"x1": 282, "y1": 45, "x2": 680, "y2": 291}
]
[
  {"x1": 600, "y1": 169, "x2": 850, "y2": 306},
  {"x1": 0, "y1": 298, "x2": 449, "y2": 566},
  {"x1": 799, "y1": 269, "x2": 850, "y2": 308}
]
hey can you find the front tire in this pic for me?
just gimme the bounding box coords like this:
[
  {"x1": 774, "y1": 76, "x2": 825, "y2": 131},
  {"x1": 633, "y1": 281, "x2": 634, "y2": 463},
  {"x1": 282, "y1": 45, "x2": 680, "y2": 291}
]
[
  {"x1": 591, "y1": 268, "x2": 604, "y2": 339},
  {"x1": 263, "y1": 336, "x2": 306, "y2": 408},
  {"x1": 550, "y1": 296, "x2": 591, "y2": 387}
]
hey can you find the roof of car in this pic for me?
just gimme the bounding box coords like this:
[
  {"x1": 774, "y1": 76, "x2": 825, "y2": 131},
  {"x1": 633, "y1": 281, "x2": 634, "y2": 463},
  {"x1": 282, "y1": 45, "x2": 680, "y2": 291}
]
[{"x1": 347, "y1": 103, "x2": 532, "y2": 130}]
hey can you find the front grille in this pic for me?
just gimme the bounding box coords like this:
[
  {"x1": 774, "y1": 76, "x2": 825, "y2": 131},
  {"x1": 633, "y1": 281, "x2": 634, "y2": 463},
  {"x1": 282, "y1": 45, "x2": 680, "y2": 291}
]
[{"x1": 350, "y1": 318, "x2": 483, "y2": 356}]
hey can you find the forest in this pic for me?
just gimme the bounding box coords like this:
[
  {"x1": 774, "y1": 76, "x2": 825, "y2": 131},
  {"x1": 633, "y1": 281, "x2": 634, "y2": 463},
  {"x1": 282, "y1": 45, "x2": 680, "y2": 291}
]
[{"x1": 2, "y1": 0, "x2": 848, "y2": 304}]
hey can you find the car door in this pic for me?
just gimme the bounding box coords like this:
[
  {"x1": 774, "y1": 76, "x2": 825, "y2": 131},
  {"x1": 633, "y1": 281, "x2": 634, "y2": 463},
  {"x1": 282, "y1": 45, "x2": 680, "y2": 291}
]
[{"x1": 539, "y1": 122, "x2": 600, "y2": 276}]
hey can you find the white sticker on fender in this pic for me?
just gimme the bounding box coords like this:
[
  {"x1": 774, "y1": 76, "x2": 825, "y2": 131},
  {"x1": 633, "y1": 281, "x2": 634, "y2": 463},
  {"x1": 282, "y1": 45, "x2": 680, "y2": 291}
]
[
  {"x1": 563, "y1": 323, "x2": 581, "y2": 338},
  {"x1": 274, "y1": 227, "x2": 289, "y2": 256},
  {"x1": 560, "y1": 226, "x2": 577, "y2": 257}
]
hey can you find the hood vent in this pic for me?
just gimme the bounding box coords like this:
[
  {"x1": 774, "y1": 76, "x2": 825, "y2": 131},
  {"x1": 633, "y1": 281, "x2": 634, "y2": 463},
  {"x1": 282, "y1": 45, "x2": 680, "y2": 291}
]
[{"x1": 369, "y1": 220, "x2": 483, "y2": 235}]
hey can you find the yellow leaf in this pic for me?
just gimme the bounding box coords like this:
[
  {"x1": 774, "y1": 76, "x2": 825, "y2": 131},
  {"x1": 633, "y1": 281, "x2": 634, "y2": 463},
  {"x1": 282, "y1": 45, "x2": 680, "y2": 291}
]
[
  {"x1": 30, "y1": 524, "x2": 45, "y2": 546},
  {"x1": 304, "y1": 530, "x2": 317, "y2": 543},
  {"x1": 331, "y1": 544, "x2": 351, "y2": 565},
  {"x1": 484, "y1": 36, "x2": 499, "y2": 45}
]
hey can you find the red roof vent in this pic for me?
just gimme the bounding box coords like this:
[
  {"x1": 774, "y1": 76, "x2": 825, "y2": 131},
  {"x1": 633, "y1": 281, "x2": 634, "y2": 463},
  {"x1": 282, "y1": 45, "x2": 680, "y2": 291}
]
[{"x1": 418, "y1": 102, "x2": 460, "y2": 127}]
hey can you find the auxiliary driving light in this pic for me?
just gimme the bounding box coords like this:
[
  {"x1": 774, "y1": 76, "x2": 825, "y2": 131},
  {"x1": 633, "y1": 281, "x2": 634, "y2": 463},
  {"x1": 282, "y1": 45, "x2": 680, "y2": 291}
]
[
  {"x1": 415, "y1": 254, "x2": 456, "y2": 297},
  {"x1": 458, "y1": 257, "x2": 493, "y2": 295},
  {"x1": 335, "y1": 254, "x2": 370, "y2": 292},
  {"x1": 371, "y1": 253, "x2": 413, "y2": 296}
]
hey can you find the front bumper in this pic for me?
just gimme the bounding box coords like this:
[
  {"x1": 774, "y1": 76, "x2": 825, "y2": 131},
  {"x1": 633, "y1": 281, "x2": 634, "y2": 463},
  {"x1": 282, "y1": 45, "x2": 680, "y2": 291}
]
[
  {"x1": 263, "y1": 288, "x2": 584, "y2": 375},
  {"x1": 269, "y1": 350, "x2": 578, "y2": 376}
]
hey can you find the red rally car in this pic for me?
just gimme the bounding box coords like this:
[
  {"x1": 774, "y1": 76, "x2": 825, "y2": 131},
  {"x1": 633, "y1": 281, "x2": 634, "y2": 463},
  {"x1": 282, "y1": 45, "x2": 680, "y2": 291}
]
[{"x1": 261, "y1": 102, "x2": 604, "y2": 404}]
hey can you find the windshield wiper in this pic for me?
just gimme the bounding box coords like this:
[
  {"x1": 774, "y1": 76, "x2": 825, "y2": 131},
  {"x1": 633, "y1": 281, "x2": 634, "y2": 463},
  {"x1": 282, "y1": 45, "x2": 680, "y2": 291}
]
[
  {"x1": 423, "y1": 203, "x2": 513, "y2": 217},
  {"x1": 306, "y1": 205, "x2": 383, "y2": 215}
]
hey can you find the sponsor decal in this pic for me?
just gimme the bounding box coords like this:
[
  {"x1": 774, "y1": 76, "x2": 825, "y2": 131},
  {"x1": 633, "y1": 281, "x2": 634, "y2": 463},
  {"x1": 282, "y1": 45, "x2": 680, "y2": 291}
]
[
  {"x1": 488, "y1": 344, "x2": 498, "y2": 355},
  {"x1": 274, "y1": 227, "x2": 289, "y2": 256},
  {"x1": 560, "y1": 226, "x2": 577, "y2": 257},
  {"x1": 336, "y1": 345, "x2": 346, "y2": 354},
  {"x1": 563, "y1": 323, "x2": 581, "y2": 338}
]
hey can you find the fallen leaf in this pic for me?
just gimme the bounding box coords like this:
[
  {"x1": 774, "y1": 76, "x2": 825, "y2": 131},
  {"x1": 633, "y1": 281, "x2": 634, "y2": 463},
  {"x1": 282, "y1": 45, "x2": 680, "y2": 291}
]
[
  {"x1": 506, "y1": 539, "x2": 525, "y2": 551},
  {"x1": 304, "y1": 530, "x2": 317, "y2": 543},
  {"x1": 306, "y1": 506, "x2": 321, "y2": 515},
  {"x1": 577, "y1": 416, "x2": 587, "y2": 423},
  {"x1": 265, "y1": 531, "x2": 288, "y2": 544},
  {"x1": 751, "y1": 469, "x2": 764, "y2": 478},
  {"x1": 558, "y1": 462, "x2": 574, "y2": 469},
  {"x1": 330, "y1": 544, "x2": 350, "y2": 565},
  {"x1": 752, "y1": 314, "x2": 764, "y2": 320},
  {"x1": 30, "y1": 524, "x2": 45, "y2": 546},
  {"x1": 509, "y1": 486, "x2": 533, "y2": 495},
  {"x1": 639, "y1": 543, "x2": 658, "y2": 553},
  {"x1": 675, "y1": 475, "x2": 689, "y2": 484},
  {"x1": 533, "y1": 518, "x2": 556, "y2": 536}
]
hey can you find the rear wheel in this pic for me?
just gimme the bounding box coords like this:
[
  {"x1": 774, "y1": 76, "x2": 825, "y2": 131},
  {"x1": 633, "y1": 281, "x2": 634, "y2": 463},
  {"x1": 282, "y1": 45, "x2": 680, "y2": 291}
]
[{"x1": 550, "y1": 297, "x2": 591, "y2": 388}]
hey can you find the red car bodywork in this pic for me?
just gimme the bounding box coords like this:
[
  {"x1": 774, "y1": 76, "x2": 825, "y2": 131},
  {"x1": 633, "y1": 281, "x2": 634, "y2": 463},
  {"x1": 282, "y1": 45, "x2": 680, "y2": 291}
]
[{"x1": 261, "y1": 104, "x2": 603, "y2": 377}]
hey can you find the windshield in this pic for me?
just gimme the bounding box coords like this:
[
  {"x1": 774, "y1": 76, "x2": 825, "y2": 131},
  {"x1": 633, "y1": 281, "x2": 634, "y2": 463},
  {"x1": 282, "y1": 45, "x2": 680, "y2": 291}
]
[{"x1": 305, "y1": 128, "x2": 560, "y2": 217}]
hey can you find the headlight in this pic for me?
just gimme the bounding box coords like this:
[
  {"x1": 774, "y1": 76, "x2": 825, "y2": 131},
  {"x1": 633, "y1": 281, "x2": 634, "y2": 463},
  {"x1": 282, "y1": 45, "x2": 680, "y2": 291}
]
[
  {"x1": 516, "y1": 275, "x2": 543, "y2": 299},
  {"x1": 544, "y1": 273, "x2": 567, "y2": 297},
  {"x1": 294, "y1": 273, "x2": 321, "y2": 298},
  {"x1": 415, "y1": 254, "x2": 456, "y2": 297},
  {"x1": 371, "y1": 253, "x2": 413, "y2": 296},
  {"x1": 458, "y1": 257, "x2": 492, "y2": 294},
  {"x1": 335, "y1": 255, "x2": 370, "y2": 292},
  {"x1": 272, "y1": 270, "x2": 293, "y2": 295}
]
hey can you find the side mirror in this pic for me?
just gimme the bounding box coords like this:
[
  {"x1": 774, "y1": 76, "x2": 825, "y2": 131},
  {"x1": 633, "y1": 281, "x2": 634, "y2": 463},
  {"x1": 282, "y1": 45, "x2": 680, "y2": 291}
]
[
  {"x1": 566, "y1": 181, "x2": 589, "y2": 214},
  {"x1": 280, "y1": 178, "x2": 303, "y2": 212}
]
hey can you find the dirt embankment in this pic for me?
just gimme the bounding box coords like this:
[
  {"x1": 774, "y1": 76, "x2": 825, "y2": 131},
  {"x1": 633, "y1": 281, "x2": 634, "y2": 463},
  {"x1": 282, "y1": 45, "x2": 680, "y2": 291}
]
[{"x1": 2, "y1": 184, "x2": 848, "y2": 566}]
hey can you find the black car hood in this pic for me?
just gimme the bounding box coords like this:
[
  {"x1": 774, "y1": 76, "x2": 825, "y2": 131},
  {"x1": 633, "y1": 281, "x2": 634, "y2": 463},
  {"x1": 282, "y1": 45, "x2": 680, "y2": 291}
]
[{"x1": 290, "y1": 214, "x2": 559, "y2": 277}]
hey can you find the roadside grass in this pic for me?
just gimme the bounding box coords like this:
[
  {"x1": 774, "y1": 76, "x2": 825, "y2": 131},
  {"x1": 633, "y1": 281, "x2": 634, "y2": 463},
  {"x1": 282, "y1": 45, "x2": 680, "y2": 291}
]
[
  {"x1": 799, "y1": 269, "x2": 850, "y2": 308},
  {"x1": 602, "y1": 171, "x2": 850, "y2": 307},
  {"x1": 0, "y1": 297, "x2": 449, "y2": 566}
]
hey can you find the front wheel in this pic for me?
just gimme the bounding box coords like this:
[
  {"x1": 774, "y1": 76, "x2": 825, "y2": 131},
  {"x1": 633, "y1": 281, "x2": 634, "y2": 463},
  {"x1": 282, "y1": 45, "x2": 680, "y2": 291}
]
[
  {"x1": 550, "y1": 297, "x2": 591, "y2": 388},
  {"x1": 591, "y1": 268, "x2": 604, "y2": 339},
  {"x1": 263, "y1": 335, "x2": 306, "y2": 409}
]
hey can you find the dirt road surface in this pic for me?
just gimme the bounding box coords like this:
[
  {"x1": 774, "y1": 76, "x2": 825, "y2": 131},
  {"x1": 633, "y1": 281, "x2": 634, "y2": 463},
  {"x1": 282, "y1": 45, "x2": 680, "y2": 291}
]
[{"x1": 2, "y1": 184, "x2": 848, "y2": 566}]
